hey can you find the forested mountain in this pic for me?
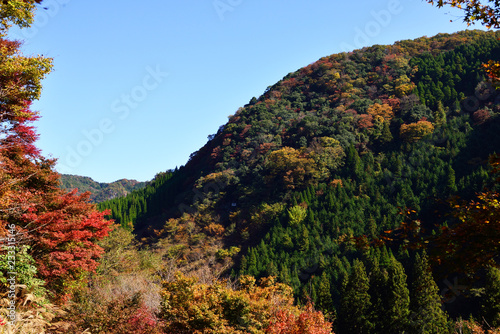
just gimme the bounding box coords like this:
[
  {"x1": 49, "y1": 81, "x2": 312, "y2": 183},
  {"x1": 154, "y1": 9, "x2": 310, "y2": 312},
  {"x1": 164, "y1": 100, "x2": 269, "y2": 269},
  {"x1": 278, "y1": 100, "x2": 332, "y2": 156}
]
[
  {"x1": 2, "y1": 0, "x2": 500, "y2": 331},
  {"x1": 105, "y1": 30, "x2": 500, "y2": 232},
  {"x1": 59, "y1": 174, "x2": 146, "y2": 202},
  {"x1": 96, "y1": 30, "x2": 500, "y2": 332}
]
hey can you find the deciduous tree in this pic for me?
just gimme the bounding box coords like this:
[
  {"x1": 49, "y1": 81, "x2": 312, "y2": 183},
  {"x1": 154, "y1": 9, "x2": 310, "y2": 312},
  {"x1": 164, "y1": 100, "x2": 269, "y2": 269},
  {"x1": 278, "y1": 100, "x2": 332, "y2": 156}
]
[
  {"x1": 0, "y1": 0, "x2": 112, "y2": 302},
  {"x1": 426, "y1": 0, "x2": 500, "y2": 29},
  {"x1": 430, "y1": 154, "x2": 500, "y2": 273},
  {"x1": 160, "y1": 273, "x2": 333, "y2": 334},
  {"x1": 400, "y1": 120, "x2": 435, "y2": 143}
]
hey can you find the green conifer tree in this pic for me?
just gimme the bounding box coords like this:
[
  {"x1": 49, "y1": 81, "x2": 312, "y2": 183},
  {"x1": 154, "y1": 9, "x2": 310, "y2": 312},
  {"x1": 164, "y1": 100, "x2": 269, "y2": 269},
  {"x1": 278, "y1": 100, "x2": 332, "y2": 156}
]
[
  {"x1": 317, "y1": 271, "x2": 334, "y2": 313},
  {"x1": 299, "y1": 226, "x2": 310, "y2": 252},
  {"x1": 346, "y1": 144, "x2": 361, "y2": 170},
  {"x1": 246, "y1": 249, "x2": 259, "y2": 277},
  {"x1": 383, "y1": 257, "x2": 411, "y2": 333},
  {"x1": 339, "y1": 259, "x2": 373, "y2": 334},
  {"x1": 446, "y1": 165, "x2": 458, "y2": 193},
  {"x1": 409, "y1": 252, "x2": 449, "y2": 334},
  {"x1": 379, "y1": 121, "x2": 393, "y2": 144},
  {"x1": 482, "y1": 265, "x2": 500, "y2": 327},
  {"x1": 433, "y1": 101, "x2": 447, "y2": 127},
  {"x1": 366, "y1": 255, "x2": 388, "y2": 333}
]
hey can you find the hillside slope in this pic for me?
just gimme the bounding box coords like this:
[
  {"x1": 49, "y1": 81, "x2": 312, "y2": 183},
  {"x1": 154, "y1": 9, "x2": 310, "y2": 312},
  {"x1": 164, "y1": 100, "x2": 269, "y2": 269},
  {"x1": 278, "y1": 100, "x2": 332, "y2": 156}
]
[
  {"x1": 99, "y1": 30, "x2": 500, "y2": 323},
  {"x1": 103, "y1": 29, "x2": 500, "y2": 231}
]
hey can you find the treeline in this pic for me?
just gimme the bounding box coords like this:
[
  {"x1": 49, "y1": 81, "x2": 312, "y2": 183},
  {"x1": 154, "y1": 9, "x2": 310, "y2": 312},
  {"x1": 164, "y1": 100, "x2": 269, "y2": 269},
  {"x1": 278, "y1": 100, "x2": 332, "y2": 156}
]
[{"x1": 98, "y1": 170, "x2": 180, "y2": 229}]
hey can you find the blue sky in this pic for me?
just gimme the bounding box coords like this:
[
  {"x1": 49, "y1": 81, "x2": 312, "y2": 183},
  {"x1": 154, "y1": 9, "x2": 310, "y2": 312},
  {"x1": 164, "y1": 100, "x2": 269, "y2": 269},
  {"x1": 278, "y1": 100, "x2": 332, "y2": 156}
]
[{"x1": 10, "y1": 0, "x2": 486, "y2": 182}]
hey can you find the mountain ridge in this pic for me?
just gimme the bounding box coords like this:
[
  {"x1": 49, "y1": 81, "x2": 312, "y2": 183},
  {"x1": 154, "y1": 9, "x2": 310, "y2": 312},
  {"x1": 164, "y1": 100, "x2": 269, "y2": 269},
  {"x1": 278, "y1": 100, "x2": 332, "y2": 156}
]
[
  {"x1": 97, "y1": 29, "x2": 500, "y2": 322},
  {"x1": 59, "y1": 174, "x2": 147, "y2": 202},
  {"x1": 101, "y1": 29, "x2": 500, "y2": 232}
]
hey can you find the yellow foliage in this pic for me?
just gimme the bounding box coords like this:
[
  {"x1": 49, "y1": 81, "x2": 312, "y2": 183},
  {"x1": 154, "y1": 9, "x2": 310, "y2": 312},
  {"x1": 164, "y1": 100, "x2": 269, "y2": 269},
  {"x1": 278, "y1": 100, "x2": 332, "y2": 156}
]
[
  {"x1": 0, "y1": 0, "x2": 38, "y2": 35},
  {"x1": 196, "y1": 169, "x2": 237, "y2": 189},
  {"x1": 215, "y1": 246, "x2": 240, "y2": 260},
  {"x1": 288, "y1": 205, "x2": 308, "y2": 226},
  {"x1": 318, "y1": 137, "x2": 341, "y2": 148},
  {"x1": 250, "y1": 203, "x2": 285, "y2": 225},
  {"x1": 394, "y1": 75, "x2": 416, "y2": 97},
  {"x1": 160, "y1": 272, "x2": 298, "y2": 333},
  {"x1": 400, "y1": 120, "x2": 434, "y2": 142},
  {"x1": 266, "y1": 147, "x2": 316, "y2": 189},
  {"x1": 426, "y1": 0, "x2": 500, "y2": 29}
]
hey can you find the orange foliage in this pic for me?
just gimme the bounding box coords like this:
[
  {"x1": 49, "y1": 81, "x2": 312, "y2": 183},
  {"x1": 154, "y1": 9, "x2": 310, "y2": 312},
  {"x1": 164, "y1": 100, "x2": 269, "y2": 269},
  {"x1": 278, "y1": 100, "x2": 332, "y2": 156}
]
[
  {"x1": 240, "y1": 124, "x2": 252, "y2": 138},
  {"x1": 258, "y1": 142, "x2": 276, "y2": 155},
  {"x1": 266, "y1": 303, "x2": 333, "y2": 334},
  {"x1": 483, "y1": 60, "x2": 500, "y2": 87},
  {"x1": 432, "y1": 188, "x2": 500, "y2": 273},
  {"x1": 454, "y1": 319, "x2": 500, "y2": 334},
  {"x1": 211, "y1": 146, "x2": 222, "y2": 160},
  {"x1": 357, "y1": 114, "x2": 374, "y2": 129},
  {"x1": 367, "y1": 103, "x2": 394, "y2": 121},
  {"x1": 329, "y1": 179, "x2": 343, "y2": 188},
  {"x1": 160, "y1": 273, "x2": 332, "y2": 334},
  {"x1": 204, "y1": 223, "x2": 225, "y2": 236}
]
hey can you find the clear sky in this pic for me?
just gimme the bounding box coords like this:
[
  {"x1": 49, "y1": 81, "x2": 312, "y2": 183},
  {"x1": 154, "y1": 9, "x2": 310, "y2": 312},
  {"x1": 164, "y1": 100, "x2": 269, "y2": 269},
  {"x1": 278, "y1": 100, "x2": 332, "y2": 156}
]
[{"x1": 10, "y1": 0, "x2": 486, "y2": 183}]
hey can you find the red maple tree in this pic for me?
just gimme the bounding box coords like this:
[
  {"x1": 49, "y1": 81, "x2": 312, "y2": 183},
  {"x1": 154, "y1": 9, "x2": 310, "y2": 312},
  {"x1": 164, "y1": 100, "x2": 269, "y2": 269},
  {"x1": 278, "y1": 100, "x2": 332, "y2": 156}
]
[{"x1": 0, "y1": 14, "x2": 112, "y2": 300}]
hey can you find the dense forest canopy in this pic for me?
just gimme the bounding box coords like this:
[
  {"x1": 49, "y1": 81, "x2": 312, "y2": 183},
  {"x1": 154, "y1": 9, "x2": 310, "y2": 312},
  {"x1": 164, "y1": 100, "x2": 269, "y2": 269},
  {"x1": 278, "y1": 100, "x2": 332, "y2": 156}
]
[{"x1": 1, "y1": 0, "x2": 500, "y2": 332}]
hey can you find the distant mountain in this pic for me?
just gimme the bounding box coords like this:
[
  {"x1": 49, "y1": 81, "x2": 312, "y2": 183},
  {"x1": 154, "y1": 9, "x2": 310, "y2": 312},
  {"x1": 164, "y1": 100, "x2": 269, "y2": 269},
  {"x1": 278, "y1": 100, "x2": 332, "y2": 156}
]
[{"x1": 59, "y1": 174, "x2": 146, "y2": 202}]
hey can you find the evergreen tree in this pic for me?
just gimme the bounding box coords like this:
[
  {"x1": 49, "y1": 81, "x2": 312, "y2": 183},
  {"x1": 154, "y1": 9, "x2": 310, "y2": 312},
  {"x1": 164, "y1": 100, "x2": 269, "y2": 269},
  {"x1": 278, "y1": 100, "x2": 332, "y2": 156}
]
[
  {"x1": 346, "y1": 144, "x2": 361, "y2": 170},
  {"x1": 317, "y1": 271, "x2": 333, "y2": 314},
  {"x1": 433, "y1": 101, "x2": 447, "y2": 127},
  {"x1": 482, "y1": 265, "x2": 500, "y2": 327},
  {"x1": 339, "y1": 259, "x2": 373, "y2": 334},
  {"x1": 409, "y1": 252, "x2": 449, "y2": 334},
  {"x1": 367, "y1": 251, "x2": 410, "y2": 333},
  {"x1": 379, "y1": 121, "x2": 393, "y2": 144},
  {"x1": 299, "y1": 226, "x2": 310, "y2": 252},
  {"x1": 446, "y1": 165, "x2": 458, "y2": 193},
  {"x1": 383, "y1": 257, "x2": 410, "y2": 333},
  {"x1": 247, "y1": 249, "x2": 259, "y2": 277},
  {"x1": 366, "y1": 255, "x2": 388, "y2": 333}
]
